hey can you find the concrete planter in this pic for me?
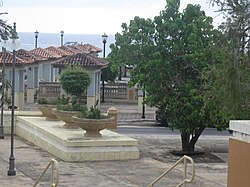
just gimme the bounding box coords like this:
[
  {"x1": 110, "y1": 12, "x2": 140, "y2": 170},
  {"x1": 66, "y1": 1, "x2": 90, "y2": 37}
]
[
  {"x1": 72, "y1": 115, "x2": 115, "y2": 137},
  {"x1": 52, "y1": 109, "x2": 80, "y2": 128},
  {"x1": 37, "y1": 104, "x2": 59, "y2": 121}
]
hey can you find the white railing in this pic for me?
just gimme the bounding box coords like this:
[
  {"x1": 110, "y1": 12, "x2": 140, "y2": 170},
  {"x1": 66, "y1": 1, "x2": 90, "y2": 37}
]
[
  {"x1": 33, "y1": 158, "x2": 59, "y2": 187},
  {"x1": 148, "y1": 155, "x2": 195, "y2": 187}
]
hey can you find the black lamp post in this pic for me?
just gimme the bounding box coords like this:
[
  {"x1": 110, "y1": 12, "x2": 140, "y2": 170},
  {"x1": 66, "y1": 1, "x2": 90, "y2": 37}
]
[
  {"x1": 141, "y1": 84, "x2": 145, "y2": 119},
  {"x1": 102, "y1": 33, "x2": 108, "y2": 58},
  {"x1": 8, "y1": 22, "x2": 20, "y2": 176},
  {"x1": 34, "y1": 30, "x2": 39, "y2": 49},
  {"x1": 101, "y1": 33, "x2": 108, "y2": 103},
  {"x1": 60, "y1": 30, "x2": 64, "y2": 46},
  {"x1": 0, "y1": 29, "x2": 8, "y2": 139}
]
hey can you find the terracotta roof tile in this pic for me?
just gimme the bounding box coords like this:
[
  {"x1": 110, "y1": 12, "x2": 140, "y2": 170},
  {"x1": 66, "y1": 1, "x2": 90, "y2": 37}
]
[
  {"x1": 65, "y1": 44, "x2": 102, "y2": 54},
  {"x1": 16, "y1": 49, "x2": 41, "y2": 64},
  {"x1": 0, "y1": 51, "x2": 25, "y2": 66},
  {"x1": 83, "y1": 44, "x2": 102, "y2": 53},
  {"x1": 30, "y1": 47, "x2": 61, "y2": 59},
  {"x1": 52, "y1": 52, "x2": 109, "y2": 69},
  {"x1": 46, "y1": 46, "x2": 73, "y2": 57},
  {"x1": 59, "y1": 46, "x2": 79, "y2": 54},
  {"x1": 69, "y1": 44, "x2": 90, "y2": 54},
  {"x1": 0, "y1": 43, "x2": 103, "y2": 67}
]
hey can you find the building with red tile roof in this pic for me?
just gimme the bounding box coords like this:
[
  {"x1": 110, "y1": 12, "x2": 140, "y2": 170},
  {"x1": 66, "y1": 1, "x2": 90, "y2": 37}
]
[
  {"x1": 45, "y1": 46, "x2": 73, "y2": 57},
  {"x1": 30, "y1": 47, "x2": 61, "y2": 59},
  {"x1": 0, "y1": 51, "x2": 25, "y2": 67},
  {"x1": 16, "y1": 49, "x2": 42, "y2": 64},
  {"x1": 52, "y1": 52, "x2": 108, "y2": 70},
  {"x1": 0, "y1": 43, "x2": 108, "y2": 108}
]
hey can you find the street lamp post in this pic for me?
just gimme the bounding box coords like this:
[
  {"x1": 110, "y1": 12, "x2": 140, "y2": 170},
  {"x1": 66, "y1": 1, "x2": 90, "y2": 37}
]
[
  {"x1": 34, "y1": 30, "x2": 39, "y2": 49},
  {"x1": 8, "y1": 22, "x2": 20, "y2": 176},
  {"x1": 101, "y1": 33, "x2": 108, "y2": 103},
  {"x1": 102, "y1": 33, "x2": 108, "y2": 58},
  {"x1": 0, "y1": 29, "x2": 8, "y2": 139},
  {"x1": 60, "y1": 30, "x2": 64, "y2": 46},
  {"x1": 141, "y1": 84, "x2": 145, "y2": 119}
]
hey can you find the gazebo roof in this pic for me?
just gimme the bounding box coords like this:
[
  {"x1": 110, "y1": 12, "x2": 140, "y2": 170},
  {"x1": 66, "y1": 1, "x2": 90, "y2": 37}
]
[{"x1": 52, "y1": 52, "x2": 109, "y2": 70}]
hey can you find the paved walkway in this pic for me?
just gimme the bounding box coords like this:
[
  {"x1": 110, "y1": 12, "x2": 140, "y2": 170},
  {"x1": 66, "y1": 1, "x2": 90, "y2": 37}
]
[{"x1": 0, "y1": 135, "x2": 228, "y2": 187}]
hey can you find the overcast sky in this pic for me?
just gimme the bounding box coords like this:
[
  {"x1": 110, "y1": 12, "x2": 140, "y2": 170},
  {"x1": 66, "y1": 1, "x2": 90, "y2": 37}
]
[{"x1": 1, "y1": 0, "x2": 222, "y2": 34}]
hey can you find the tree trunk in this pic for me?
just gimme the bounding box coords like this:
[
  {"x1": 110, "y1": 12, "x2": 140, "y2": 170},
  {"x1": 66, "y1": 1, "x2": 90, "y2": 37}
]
[
  {"x1": 189, "y1": 125, "x2": 205, "y2": 151},
  {"x1": 181, "y1": 125, "x2": 205, "y2": 153},
  {"x1": 181, "y1": 132, "x2": 192, "y2": 152},
  {"x1": 118, "y1": 66, "x2": 122, "y2": 80},
  {"x1": 123, "y1": 66, "x2": 127, "y2": 77}
]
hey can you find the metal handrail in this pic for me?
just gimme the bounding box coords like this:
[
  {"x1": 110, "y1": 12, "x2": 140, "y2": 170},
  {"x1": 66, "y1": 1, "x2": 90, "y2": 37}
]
[
  {"x1": 148, "y1": 155, "x2": 195, "y2": 187},
  {"x1": 33, "y1": 158, "x2": 59, "y2": 187}
]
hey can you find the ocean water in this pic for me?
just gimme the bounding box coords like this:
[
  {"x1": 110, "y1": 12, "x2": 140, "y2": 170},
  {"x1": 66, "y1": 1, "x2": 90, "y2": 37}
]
[{"x1": 18, "y1": 32, "x2": 115, "y2": 56}]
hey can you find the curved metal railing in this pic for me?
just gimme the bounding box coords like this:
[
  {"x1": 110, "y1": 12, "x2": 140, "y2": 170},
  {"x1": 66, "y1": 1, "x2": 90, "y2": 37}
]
[
  {"x1": 33, "y1": 158, "x2": 59, "y2": 187},
  {"x1": 148, "y1": 155, "x2": 195, "y2": 187}
]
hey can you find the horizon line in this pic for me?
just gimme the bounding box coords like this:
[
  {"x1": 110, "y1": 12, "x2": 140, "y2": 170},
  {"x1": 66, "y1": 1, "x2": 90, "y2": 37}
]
[{"x1": 18, "y1": 31, "x2": 116, "y2": 36}]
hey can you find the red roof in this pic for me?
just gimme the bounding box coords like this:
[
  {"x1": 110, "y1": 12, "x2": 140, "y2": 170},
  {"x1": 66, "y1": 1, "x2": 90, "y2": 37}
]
[
  {"x1": 30, "y1": 47, "x2": 61, "y2": 59},
  {"x1": 0, "y1": 43, "x2": 104, "y2": 67},
  {"x1": 16, "y1": 49, "x2": 42, "y2": 64},
  {"x1": 60, "y1": 44, "x2": 102, "y2": 54},
  {"x1": 52, "y1": 52, "x2": 109, "y2": 70},
  {"x1": 59, "y1": 46, "x2": 80, "y2": 54},
  {"x1": 45, "y1": 46, "x2": 73, "y2": 57},
  {"x1": 83, "y1": 44, "x2": 102, "y2": 53},
  {"x1": 0, "y1": 51, "x2": 25, "y2": 66}
]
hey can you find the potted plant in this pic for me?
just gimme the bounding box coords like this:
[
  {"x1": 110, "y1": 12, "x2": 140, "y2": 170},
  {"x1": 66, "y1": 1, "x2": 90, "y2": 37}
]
[
  {"x1": 52, "y1": 67, "x2": 91, "y2": 128},
  {"x1": 37, "y1": 96, "x2": 69, "y2": 121},
  {"x1": 72, "y1": 106, "x2": 115, "y2": 137}
]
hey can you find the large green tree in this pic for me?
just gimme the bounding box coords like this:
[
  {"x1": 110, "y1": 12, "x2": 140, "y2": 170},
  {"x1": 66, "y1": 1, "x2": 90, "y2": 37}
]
[
  {"x1": 100, "y1": 62, "x2": 117, "y2": 102},
  {"x1": 148, "y1": 1, "x2": 226, "y2": 153},
  {"x1": 207, "y1": 0, "x2": 250, "y2": 119},
  {"x1": 109, "y1": 0, "x2": 228, "y2": 153}
]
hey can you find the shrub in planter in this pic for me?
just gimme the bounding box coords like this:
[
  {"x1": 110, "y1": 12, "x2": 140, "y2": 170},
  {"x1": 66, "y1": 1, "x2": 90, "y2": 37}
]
[
  {"x1": 53, "y1": 67, "x2": 91, "y2": 127},
  {"x1": 37, "y1": 96, "x2": 69, "y2": 121},
  {"x1": 80, "y1": 106, "x2": 102, "y2": 119},
  {"x1": 72, "y1": 107, "x2": 115, "y2": 137},
  {"x1": 60, "y1": 67, "x2": 91, "y2": 103}
]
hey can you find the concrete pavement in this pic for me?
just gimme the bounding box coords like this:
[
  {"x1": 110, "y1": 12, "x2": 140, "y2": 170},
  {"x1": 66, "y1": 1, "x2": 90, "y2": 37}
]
[{"x1": 0, "y1": 134, "x2": 228, "y2": 187}]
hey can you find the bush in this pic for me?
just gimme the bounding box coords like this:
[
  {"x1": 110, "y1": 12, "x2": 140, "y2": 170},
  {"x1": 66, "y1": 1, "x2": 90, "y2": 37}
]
[
  {"x1": 60, "y1": 67, "x2": 91, "y2": 99},
  {"x1": 57, "y1": 103, "x2": 84, "y2": 111},
  {"x1": 38, "y1": 96, "x2": 69, "y2": 105},
  {"x1": 79, "y1": 106, "x2": 108, "y2": 119}
]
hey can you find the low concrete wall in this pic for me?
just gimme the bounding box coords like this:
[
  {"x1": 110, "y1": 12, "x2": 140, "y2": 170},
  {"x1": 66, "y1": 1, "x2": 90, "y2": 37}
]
[
  {"x1": 0, "y1": 111, "x2": 42, "y2": 135},
  {"x1": 228, "y1": 120, "x2": 250, "y2": 187}
]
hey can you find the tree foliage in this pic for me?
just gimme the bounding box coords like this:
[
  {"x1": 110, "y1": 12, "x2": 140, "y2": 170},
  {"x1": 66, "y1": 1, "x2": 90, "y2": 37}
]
[
  {"x1": 100, "y1": 62, "x2": 117, "y2": 83},
  {"x1": 0, "y1": 2, "x2": 12, "y2": 37},
  {"x1": 59, "y1": 67, "x2": 91, "y2": 98},
  {"x1": 109, "y1": 0, "x2": 230, "y2": 153},
  {"x1": 208, "y1": 0, "x2": 250, "y2": 119}
]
